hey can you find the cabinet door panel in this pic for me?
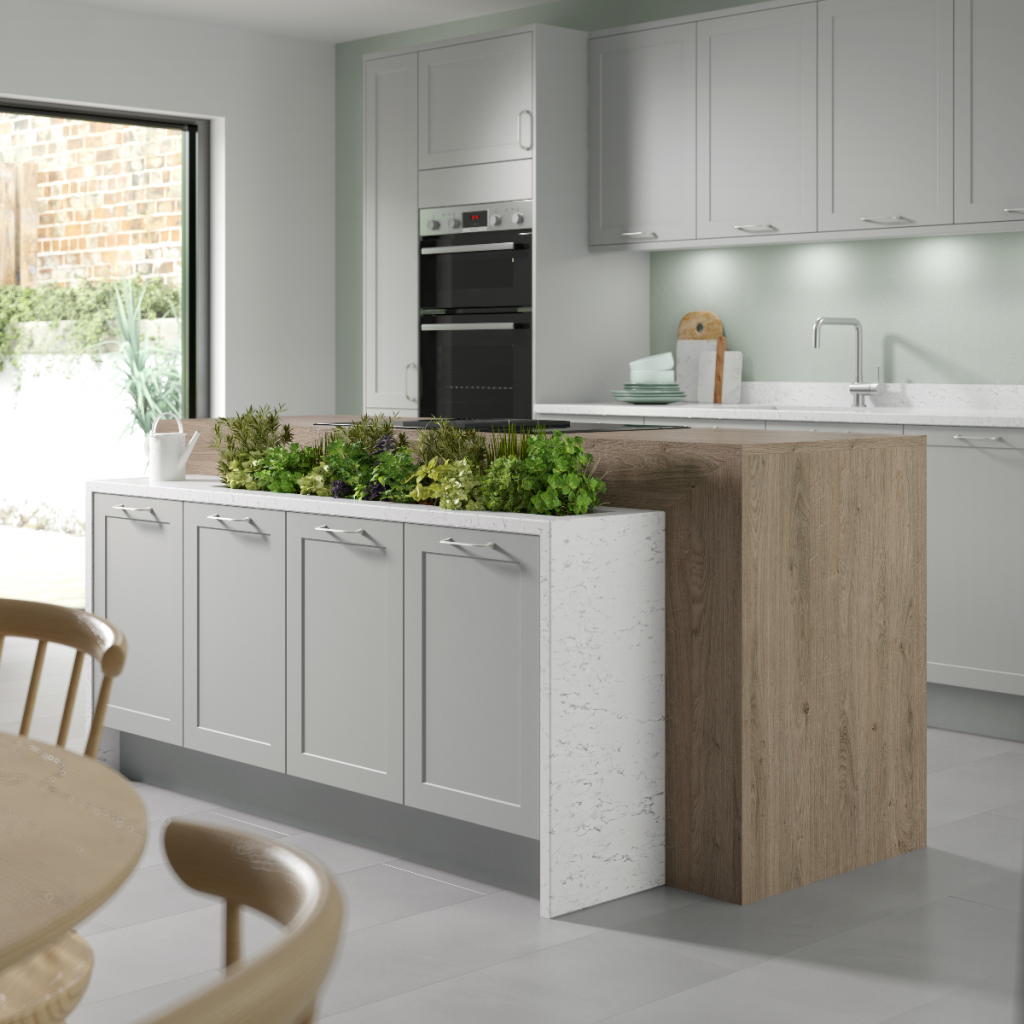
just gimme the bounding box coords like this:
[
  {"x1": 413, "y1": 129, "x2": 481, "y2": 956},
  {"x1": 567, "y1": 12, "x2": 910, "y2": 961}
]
[
  {"x1": 819, "y1": 0, "x2": 953, "y2": 231},
  {"x1": 928, "y1": 446, "x2": 1024, "y2": 694},
  {"x1": 419, "y1": 33, "x2": 533, "y2": 169},
  {"x1": 697, "y1": 5, "x2": 817, "y2": 238},
  {"x1": 93, "y1": 494, "x2": 182, "y2": 745},
  {"x1": 954, "y1": 0, "x2": 1024, "y2": 223},
  {"x1": 184, "y1": 505, "x2": 286, "y2": 771},
  {"x1": 364, "y1": 53, "x2": 419, "y2": 416},
  {"x1": 589, "y1": 24, "x2": 696, "y2": 246},
  {"x1": 405, "y1": 525, "x2": 539, "y2": 838},
  {"x1": 286, "y1": 513, "x2": 404, "y2": 801}
]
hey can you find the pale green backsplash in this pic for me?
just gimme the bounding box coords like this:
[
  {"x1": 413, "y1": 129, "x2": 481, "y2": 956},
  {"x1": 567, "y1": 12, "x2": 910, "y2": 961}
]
[{"x1": 336, "y1": 0, "x2": 1024, "y2": 412}]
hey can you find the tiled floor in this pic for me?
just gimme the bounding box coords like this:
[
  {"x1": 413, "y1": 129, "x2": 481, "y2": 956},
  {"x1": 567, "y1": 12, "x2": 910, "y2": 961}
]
[{"x1": 66, "y1": 727, "x2": 1024, "y2": 1023}]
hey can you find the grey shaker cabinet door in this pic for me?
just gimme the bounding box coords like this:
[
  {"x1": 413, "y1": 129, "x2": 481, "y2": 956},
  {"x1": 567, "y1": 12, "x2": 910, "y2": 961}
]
[
  {"x1": 92, "y1": 494, "x2": 183, "y2": 745},
  {"x1": 418, "y1": 33, "x2": 533, "y2": 170},
  {"x1": 818, "y1": 0, "x2": 954, "y2": 231},
  {"x1": 364, "y1": 52, "x2": 419, "y2": 416},
  {"x1": 589, "y1": 24, "x2": 697, "y2": 247},
  {"x1": 184, "y1": 504, "x2": 286, "y2": 771},
  {"x1": 286, "y1": 512, "x2": 404, "y2": 802},
  {"x1": 404, "y1": 524, "x2": 540, "y2": 839},
  {"x1": 953, "y1": 0, "x2": 1024, "y2": 223},
  {"x1": 696, "y1": 4, "x2": 817, "y2": 239},
  {"x1": 928, "y1": 446, "x2": 1024, "y2": 696}
]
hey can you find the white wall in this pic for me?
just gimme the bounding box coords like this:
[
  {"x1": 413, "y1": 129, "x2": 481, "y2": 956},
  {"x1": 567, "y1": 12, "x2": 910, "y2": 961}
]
[{"x1": 0, "y1": 0, "x2": 336, "y2": 416}]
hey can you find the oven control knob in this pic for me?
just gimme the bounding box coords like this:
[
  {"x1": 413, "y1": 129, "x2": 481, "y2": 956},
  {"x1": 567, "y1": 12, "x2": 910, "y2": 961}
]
[
  {"x1": 447, "y1": 217, "x2": 460, "y2": 229},
  {"x1": 511, "y1": 212, "x2": 525, "y2": 225},
  {"x1": 489, "y1": 214, "x2": 502, "y2": 227},
  {"x1": 427, "y1": 219, "x2": 440, "y2": 231}
]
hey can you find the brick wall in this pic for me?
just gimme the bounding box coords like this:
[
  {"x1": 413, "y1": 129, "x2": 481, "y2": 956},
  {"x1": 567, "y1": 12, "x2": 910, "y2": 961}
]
[{"x1": 0, "y1": 113, "x2": 182, "y2": 288}]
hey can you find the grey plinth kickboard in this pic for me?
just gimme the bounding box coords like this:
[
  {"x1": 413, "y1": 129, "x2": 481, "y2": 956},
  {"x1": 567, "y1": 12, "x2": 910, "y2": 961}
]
[{"x1": 121, "y1": 734, "x2": 540, "y2": 896}]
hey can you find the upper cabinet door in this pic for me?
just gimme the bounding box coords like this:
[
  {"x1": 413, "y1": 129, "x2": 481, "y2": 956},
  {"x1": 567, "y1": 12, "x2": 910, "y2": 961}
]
[
  {"x1": 364, "y1": 53, "x2": 419, "y2": 416},
  {"x1": 589, "y1": 24, "x2": 697, "y2": 247},
  {"x1": 697, "y1": 5, "x2": 817, "y2": 239},
  {"x1": 954, "y1": 0, "x2": 1024, "y2": 223},
  {"x1": 818, "y1": 0, "x2": 953, "y2": 231},
  {"x1": 418, "y1": 33, "x2": 533, "y2": 170}
]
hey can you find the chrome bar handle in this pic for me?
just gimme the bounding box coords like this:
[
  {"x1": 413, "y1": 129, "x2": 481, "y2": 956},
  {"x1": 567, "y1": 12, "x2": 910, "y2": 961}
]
[
  {"x1": 420, "y1": 323, "x2": 516, "y2": 331},
  {"x1": 518, "y1": 110, "x2": 533, "y2": 151},
  {"x1": 421, "y1": 242, "x2": 516, "y2": 255},
  {"x1": 621, "y1": 231, "x2": 658, "y2": 238},
  {"x1": 207, "y1": 514, "x2": 252, "y2": 522},
  {"x1": 405, "y1": 363, "x2": 417, "y2": 404},
  {"x1": 440, "y1": 538, "x2": 496, "y2": 549},
  {"x1": 113, "y1": 503, "x2": 153, "y2": 512},
  {"x1": 953, "y1": 434, "x2": 1003, "y2": 441},
  {"x1": 859, "y1": 216, "x2": 910, "y2": 224},
  {"x1": 733, "y1": 224, "x2": 777, "y2": 232},
  {"x1": 315, "y1": 525, "x2": 365, "y2": 534},
  {"x1": 1004, "y1": 209, "x2": 1024, "y2": 214}
]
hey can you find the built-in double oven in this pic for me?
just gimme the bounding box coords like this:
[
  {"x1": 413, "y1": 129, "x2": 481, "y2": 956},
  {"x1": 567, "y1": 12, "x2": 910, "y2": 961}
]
[{"x1": 418, "y1": 200, "x2": 532, "y2": 420}]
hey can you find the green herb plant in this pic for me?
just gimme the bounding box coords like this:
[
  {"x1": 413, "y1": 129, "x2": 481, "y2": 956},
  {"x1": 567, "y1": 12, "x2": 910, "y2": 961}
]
[{"x1": 213, "y1": 404, "x2": 294, "y2": 487}]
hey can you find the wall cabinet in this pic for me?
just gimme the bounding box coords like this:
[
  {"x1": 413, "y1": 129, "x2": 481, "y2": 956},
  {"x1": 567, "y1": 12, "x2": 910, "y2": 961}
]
[
  {"x1": 696, "y1": 4, "x2": 817, "y2": 238},
  {"x1": 403, "y1": 524, "x2": 540, "y2": 839},
  {"x1": 818, "y1": 0, "x2": 953, "y2": 232},
  {"x1": 92, "y1": 494, "x2": 183, "y2": 745},
  {"x1": 364, "y1": 52, "x2": 419, "y2": 417},
  {"x1": 183, "y1": 504, "x2": 286, "y2": 771},
  {"x1": 418, "y1": 33, "x2": 533, "y2": 170},
  {"x1": 588, "y1": 24, "x2": 696, "y2": 246},
  {"x1": 286, "y1": 512, "x2": 405, "y2": 802},
  {"x1": 953, "y1": 0, "x2": 1024, "y2": 224}
]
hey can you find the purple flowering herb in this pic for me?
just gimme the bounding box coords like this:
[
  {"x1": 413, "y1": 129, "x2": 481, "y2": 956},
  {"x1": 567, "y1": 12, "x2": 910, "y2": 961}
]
[
  {"x1": 364, "y1": 481, "x2": 385, "y2": 501},
  {"x1": 330, "y1": 479, "x2": 353, "y2": 499}
]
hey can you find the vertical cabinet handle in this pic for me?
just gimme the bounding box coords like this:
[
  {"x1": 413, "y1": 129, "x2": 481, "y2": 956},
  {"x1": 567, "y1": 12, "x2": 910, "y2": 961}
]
[
  {"x1": 405, "y1": 363, "x2": 418, "y2": 404},
  {"x1": 518, "y1": 110, "x2": 533, "y2": 151}
]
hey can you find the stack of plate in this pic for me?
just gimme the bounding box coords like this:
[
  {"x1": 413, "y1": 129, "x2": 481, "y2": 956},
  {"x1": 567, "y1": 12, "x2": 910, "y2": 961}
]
[{"x1": 611, "y1": 382, "x2": 687, "y2": 405}]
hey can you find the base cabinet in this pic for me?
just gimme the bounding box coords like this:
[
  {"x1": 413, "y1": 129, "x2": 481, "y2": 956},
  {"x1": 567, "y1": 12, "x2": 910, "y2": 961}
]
[
  {"x1": 183, "y1": 504, "x2": 286, "y2": 771},
  {"x1": 93, "y1": 494, "x2": 183, "y2": 745},
  {"x1": 286, "y1": 512, "x2": 405, "y2": 802},
  {"x1": 403, "y1": 524, "x2": 540, "y2": 839}
]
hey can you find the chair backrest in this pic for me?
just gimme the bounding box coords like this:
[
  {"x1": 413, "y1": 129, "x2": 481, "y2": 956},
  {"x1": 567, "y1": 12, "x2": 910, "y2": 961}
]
[
  {"x1": 143, "y1": 820, "x2": 343, "y2": 1024},
  {"x1": 0, "y1": 597, "x2": 127, "y2": 757}
]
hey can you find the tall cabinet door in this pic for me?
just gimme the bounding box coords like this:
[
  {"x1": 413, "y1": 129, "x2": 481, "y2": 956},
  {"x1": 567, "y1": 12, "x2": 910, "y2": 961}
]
[
  {"x1": 92, "y1": 494, "x2": 182, "y2": 745},
  {"x1": 697, "y1": 5, "x2": 817, "y2": 239},
  {"x1": 404, "y1": 525, "x2": 539, "y2": 839},
  {"x1": 286, "y1": 513, "x2": 404, "y2": 802},
  {"x1": 818, "y1": 0, "x2": 953, "y2": 231},
  {"x1": 418, "y1": 33, "x2": 533, "y2": 170},
  {"x1": 364, "y1": 52, "x2": 419, "y2": 416},
  {"x1": 184, "y1": 505, "x2": 286, "y2": 771},
  {"x1": 953, "y1": 0, "x2": 1024, "y2": 223},
  {"x1": 589, "y1": 24, "x2": 696, "y2": 247}
]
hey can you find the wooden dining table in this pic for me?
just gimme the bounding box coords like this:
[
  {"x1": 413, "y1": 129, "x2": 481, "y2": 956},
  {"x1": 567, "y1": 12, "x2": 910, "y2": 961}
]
[{"x1": 0, "y1": 732, "x2": 147, "y2": 971}]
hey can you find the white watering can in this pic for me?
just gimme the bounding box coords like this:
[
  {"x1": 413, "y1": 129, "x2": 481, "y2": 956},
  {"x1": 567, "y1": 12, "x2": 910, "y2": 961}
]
[{"x1": 146, "y1": 414, "x2": 200, "y2": 483}]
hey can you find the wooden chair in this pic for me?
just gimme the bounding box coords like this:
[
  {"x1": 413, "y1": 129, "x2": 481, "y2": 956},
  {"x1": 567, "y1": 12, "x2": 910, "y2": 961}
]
[
  {"x1": 142, "y1": 820, "x2": 343, "y2": 1024},
  {"x1": 0, "y1": 597, "x2": 128, "y2": 1024},
  {"x1": 0, "y1": 597, "x2": 127, "y2": 758}
]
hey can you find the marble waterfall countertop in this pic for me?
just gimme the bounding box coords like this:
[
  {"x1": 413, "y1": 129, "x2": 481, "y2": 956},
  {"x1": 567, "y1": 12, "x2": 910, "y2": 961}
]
[{"x1": 537, "y1": 383, "x2": 1024, "y2": 428}]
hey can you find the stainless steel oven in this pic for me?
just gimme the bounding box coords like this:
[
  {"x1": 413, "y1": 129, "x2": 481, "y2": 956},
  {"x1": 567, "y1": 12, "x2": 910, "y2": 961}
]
[{"x1": 419, "y1": 200, "x2": 533, "y2": 420}]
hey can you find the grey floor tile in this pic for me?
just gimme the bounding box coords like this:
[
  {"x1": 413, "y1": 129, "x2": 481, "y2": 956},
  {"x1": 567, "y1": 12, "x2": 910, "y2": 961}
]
[
  {"x1": 928, "y1": 811, "x2": 1024, "y2": 873},
  {"x1": 897, "y1": 967, "x2": 1023, "y2": 1024},
  {"x1": 178, "y1": 806, "x2": 307, "y2": 837},
  {"x1": 285, "y1": 831, "x2": 393, "y2": 875},
  {"x1": 316, "y1": 890, "x2": 596, "y2": 1017},
  {"x1": 949, "y1": 872, "x2": 1024, "y2": 915},
  {"x1": 382, "y1": 858, "x2": 502, "y2": 895},
  {"x1": 130, "y1": 781, "x2": 220, "y2": 821},
  {"x1": 989, "y1": 796, "x2": 1024, "y2": 821},
  {"x1": 67, "y1": 970, "x2": 221, "y2": 1024},
  {"x1": 318, "y1": 929, "x2": 731, "y2": 1024},
  {"x1": 557, "y1": 885, "x2": 704, "y2": 929},
  {"x1": 927, "y1": 728, "x2": 1024, "y2": 774},
  {"x1": 928, "y1": 750, "x2": 1024, "y2": 827},
  {"x1": 336, "y1": 861, "x2": 489, "y2": 933}
]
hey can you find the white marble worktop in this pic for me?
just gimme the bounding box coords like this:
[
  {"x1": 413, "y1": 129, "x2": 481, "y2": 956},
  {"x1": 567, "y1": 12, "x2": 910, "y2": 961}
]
[{"x1": 538, "y1": 383, "x2": 1024, "y2": 429}]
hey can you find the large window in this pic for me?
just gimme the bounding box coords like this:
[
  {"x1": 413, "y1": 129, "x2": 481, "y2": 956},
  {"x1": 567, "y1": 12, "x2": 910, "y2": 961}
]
[{"x1": 0, "y1": 102, "x2": 206, "y2": 609}]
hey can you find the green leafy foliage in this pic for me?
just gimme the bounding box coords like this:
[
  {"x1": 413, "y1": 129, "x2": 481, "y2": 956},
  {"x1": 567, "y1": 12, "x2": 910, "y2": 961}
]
[
  {"x1": 212, "y1": 404, "x2": 294, "y2": 485},
  {"x1": 414, "y1": 418, "x2": 487, "y2": 469},
  {"x1": 519, "y1": 432, "x2": 606, "y2": 515}
]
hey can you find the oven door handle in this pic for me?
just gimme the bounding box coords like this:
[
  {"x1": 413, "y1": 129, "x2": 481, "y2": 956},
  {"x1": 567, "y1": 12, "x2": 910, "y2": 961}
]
[
  {"x1": 420, "y1": 242, "x2": 518, "y2": 255},
  {"x1": 420, "y1": 323, "x2": 517, "y2": 331}
]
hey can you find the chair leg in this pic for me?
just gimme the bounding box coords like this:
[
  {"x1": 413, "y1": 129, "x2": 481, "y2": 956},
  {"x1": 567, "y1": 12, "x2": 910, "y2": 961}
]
[{"x1": 225, "y1": 900, "x2": 241, "y2": 969}]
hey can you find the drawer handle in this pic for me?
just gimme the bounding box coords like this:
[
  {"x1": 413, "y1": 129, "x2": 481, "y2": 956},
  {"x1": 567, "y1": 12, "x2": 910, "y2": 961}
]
[
  {"x1": 953, "y1": 434, "x2": 1003, "y2": 441},
  {"x1": 207, "y1": 514, "x2": 252, "y2": 523},
  {"x1": 621, "y1": 231, "x2": 658, "y2": 238},
  {"x1": 1003, "y1": 209, "x2": 1024, "y2": 214},
  {"x1": 315, "y1": 526, "x2": 365, "y2": 535},
  {"x1": 733, "y1": 224, "x2": 777, "y2": 233},
  {"x1": 440, "y1": 537, "x2": 495, "y2": 549},
  {"x1": 859, "y1": 215, "x2": 910, "y2": 224},
  {"x1": 113, "y1": 503, "x2": 153, "y2": 512}
]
